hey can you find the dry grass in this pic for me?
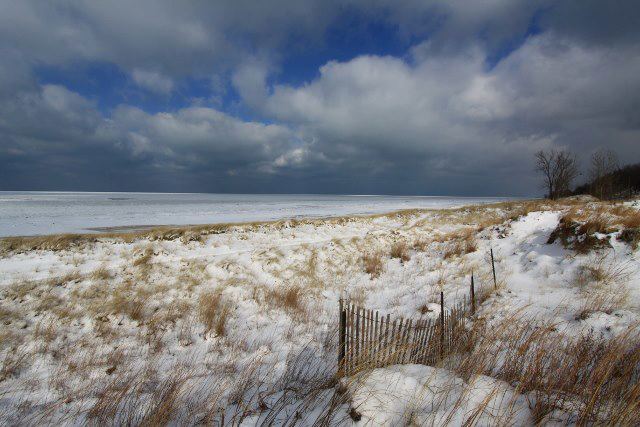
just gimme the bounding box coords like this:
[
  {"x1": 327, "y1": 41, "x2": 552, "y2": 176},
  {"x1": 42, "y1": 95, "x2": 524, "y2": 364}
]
[
  {"x1": 361, "y1": 252, "x2": 384, "y2": 279},
  {"x1": 133, "y1": 246, "x2": 154, "y2": 268},
  {"x1": 447, "y1": 317, "x2": 640, "y2": 425},
  {"x1": 549, "y1": 203, "x2": 640, "y2": 252},
  {"x1": 575, "y1": 253, "x2": 634, "y2": 286},
  {"x1": 548, "y1": 212, "x2": 612, "y2": 253},
  {"x1": 619, "y1": 228, "x2": 640, "y2": 249},
  {"x1": 390, "y1": 241, "x2": 411, "y2": 263},
  {"x1": 0, "y1": 347, "x2": 31, "y2": 382},
  {"x1": 576, "y1": 289, "x2": 630, "y2": 320},
  {"x1": 105, "y1": 281, "x2": 149, "y2": 323},
  {"x1": 412, "y1": 238, "x2": 430, "y2": 252},
  {"x1": 573, "y1": 254, "x2": 633, "y2": 319},
  {"x1": 198, "y1": 292, "x2": 232, "y2": 337},
  {"x1": 91, "y1": 266, "x2": 112, "y2": 281},
  {"x1": 442, "y1": 229, "x2": 478, "y2": 259},
  {"x1": 0, "y1": 233, "x2": 90, "y2": 254},
  {"x1": 262, "y1": 284, "x2": 305, "y2": 315}
]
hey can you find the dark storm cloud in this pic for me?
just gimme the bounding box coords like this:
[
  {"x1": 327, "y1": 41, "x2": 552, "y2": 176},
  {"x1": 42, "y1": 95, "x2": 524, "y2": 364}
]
[{"x1": 0, "y1": 0, "x2": 639, "y2": 195}]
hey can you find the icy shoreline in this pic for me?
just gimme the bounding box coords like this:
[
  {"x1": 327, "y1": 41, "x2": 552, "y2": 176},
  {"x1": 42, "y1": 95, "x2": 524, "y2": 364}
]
[{"x1": 0, "y1": 191, "x2": 513, "y2": 237}]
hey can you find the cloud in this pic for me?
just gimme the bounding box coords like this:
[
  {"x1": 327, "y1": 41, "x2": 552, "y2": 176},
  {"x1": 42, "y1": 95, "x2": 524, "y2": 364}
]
[
  {"x1": 0, "y1": 0, "x2": 639, "y2": 195},
  {"x1": 231, "y1": 60, "x2": 270, "y2": 109},
  {"x1": 244, "y1": 32, "x2": 640, "y2": 195},
  {"x1": 0, "y1": 78, "x2": 308, "y2": 191},
  {"x1": 131, "y1": 69, "x2": 174, "y2": 94}
]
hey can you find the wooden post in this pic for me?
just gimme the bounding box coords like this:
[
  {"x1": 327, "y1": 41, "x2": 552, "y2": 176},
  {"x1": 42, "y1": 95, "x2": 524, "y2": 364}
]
[
  {"x1": 338, "y1": 299, "x2": 346, "y2": 373},
  {"x1": 470, "y1": 271, "x2": 476, "y2": 315},
  {"x1": 439, "y1": 291, "x2": 444, "y2": 359},
  {"x1": 490, "y1": 248, "x2": 497, "y2": 290}
]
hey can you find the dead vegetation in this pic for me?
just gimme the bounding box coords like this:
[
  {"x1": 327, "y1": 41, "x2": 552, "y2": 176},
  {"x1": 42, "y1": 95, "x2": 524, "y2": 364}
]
[
  {"x1": 445, "y1": 317, "x2": 640, "y2": 425},
  {"x1": 441, "y1": 229, "x2": 478, "y2": 259},
  {"x1": 548, "y1": 208, "x2": 614, "y2": 253},
  {"x1": 91, "y1": 266, "x2": 112, "y2": 281},
  {"x1": 262, "y1": 284, "x2": 305, "y2": 315},
  {"x1": 361, "y1": 251, "x2": 384, "y2": 279},
  {"x1": 619, "y1": 227, "x2": 640, "y2": 249},
  {"x1": 198, "y1": 292, "x2": 232, "y2": 337},
  {"x1": 546, "y1": 203, "x2": 640, "y2": 253},
  {"x1": 573, "y1": 254, "x2": 633, "y2": 319},
  {"x1": 390, "y1": 241, "x2": 411, "y2": 263}
]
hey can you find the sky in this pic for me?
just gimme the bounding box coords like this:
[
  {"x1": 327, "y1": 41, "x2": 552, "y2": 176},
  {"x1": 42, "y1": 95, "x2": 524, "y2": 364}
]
[{"x1": 0, "y1": 1, "x2": 639, "y2": 196}]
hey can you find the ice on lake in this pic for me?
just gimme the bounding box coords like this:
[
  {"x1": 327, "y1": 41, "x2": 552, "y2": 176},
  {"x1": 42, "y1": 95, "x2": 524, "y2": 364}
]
[{"x1": 0, "y1": 192, "x2": 512, "y2": 237}]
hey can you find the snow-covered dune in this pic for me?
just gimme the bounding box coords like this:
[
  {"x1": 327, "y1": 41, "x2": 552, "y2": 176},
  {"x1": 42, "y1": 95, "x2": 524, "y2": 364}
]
[{"x1": 0, "y1": 198, "x2": 638, "y2": 424}]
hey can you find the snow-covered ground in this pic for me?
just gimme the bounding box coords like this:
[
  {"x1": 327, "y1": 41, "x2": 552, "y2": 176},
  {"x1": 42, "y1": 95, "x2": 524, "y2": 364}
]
[{"x1": 0, "y1": 198, "x2": 638, "y2": 425}]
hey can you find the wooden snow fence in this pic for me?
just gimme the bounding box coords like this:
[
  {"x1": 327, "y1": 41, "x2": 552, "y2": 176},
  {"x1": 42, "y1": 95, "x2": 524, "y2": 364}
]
[{"x1": 337, "y1": 293, "x2": 468, "y2": 376}]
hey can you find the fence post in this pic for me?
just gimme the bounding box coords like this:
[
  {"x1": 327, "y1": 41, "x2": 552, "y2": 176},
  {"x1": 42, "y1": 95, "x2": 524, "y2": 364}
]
[
  {"x1": 338, "y1": 298, "x2": 346, "y2": 374},
  {"x1": 490, "y1": 248, "x2": 497, "y2": 290},
  {"x1": 439, "y1": 291, "x2": 444, "y2": 359},
  {"x1": 470, "y1": 271, "x2": 476, "y2": 315}
]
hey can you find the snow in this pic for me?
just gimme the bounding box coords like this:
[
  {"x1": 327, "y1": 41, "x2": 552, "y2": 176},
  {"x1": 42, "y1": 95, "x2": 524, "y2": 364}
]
[
  {"x1": 0, "y1": 191, "x2": 508, "y2": 237},
  {"x1": 0, "y1": 199, "x2": 638, "y2": 424},
  {"x1": 348, "y1": 365, "x2": 532, "y2": 425}
]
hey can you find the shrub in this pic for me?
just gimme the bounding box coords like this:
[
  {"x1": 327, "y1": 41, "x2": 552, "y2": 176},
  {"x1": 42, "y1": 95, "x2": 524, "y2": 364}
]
[{"x1": 548, "y1": 214, "x2": 611, "y2": 253}]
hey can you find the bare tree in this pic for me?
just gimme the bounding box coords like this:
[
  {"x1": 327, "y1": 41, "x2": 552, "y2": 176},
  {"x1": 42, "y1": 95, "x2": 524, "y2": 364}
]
[
  {"x1": 589, "y1": 149, "x2": 619, "y2": 199},
  {"x1": 535, "y1": 149, "x2": 579, "y2": 199}
]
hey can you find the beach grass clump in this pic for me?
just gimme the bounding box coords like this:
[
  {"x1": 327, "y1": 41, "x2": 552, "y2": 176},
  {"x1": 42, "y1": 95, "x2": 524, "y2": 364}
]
[
  {"x1": 361, "y1": 251, "x2": 384, "y2": 279},
  {"x1": 442, "y1": 229, "x2": 477, "y2": 259},
  {"x1": 264, "y1": 284, "x2": 305, "y2": 315},
  {"x1": 198, "y1": 292, "x2": 232, "y2": 337},
  {"x1": 390, "y1": 241, "x2": 411, "y2": 263},
  {"x1": 91, "y1": 266, "x2": 112, "y2": 281}
]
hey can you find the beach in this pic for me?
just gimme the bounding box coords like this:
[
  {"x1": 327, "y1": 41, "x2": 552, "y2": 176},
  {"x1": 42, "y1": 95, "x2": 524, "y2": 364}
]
[{"x1": 0, "y1": 198, "x2": 639, "y2": 424}]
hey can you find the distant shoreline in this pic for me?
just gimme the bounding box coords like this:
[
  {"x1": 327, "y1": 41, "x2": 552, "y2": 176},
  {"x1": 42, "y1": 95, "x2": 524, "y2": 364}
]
[{"x1": 0, "y1": 193, "x2": 518, "y2": 238}]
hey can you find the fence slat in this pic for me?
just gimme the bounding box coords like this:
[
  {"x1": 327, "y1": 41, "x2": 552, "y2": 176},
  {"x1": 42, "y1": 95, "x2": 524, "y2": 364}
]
[
  {"x1": 411, "y1": 320, "x2": 423, "y2": 363},
  {"x1": 397, "y1": 318, "x2": 406, "y2": 364},
  {"x1": 373, "y1": 311, "x2": 379, "y2": 368},
  {"x1": 368, "y1": 309, "x2": 374, "y2": 364},
  {"x1": 383, "y1": 314, "x2": 391, "y2": 366},
  {"x1": 339, "y1": 299, "x2": 345, "y2": 372},
  {"x1": 389, "y1": 318, "x2": 398, "y2": 364},
  {"x1": 416, "y1": 319, "x2": 427, "y2": 364},
  {"x1": 362, "y1": 309, "x2": 368, "y2": 365},
  {"x1": 402, "y1": 319, "x2": 413, "y2": 364}
]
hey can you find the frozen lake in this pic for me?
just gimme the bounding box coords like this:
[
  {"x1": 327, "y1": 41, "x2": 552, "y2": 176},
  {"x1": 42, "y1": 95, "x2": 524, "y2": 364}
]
[{"x1": 0, "y1": 192, "x2": 512, "y2": 237}]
